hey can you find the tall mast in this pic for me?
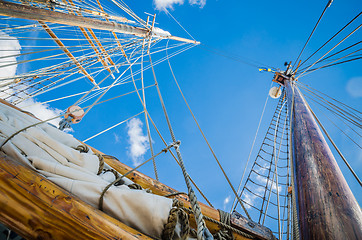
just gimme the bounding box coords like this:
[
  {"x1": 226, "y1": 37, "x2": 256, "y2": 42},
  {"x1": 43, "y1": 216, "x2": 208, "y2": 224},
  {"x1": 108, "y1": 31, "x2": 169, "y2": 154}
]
[{"x1": 284, "y1": 79, "x2": 362, "y2": 239}]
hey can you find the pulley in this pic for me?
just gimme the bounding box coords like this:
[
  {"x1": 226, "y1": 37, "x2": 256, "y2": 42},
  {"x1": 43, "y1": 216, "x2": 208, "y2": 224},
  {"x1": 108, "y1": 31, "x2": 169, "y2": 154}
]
[
  {"x1": 59, "y1": 105, "x2": 84, "y2": 130},
  {"x1": 65, "y1": 105, "x2": 85, "y2": 124}
]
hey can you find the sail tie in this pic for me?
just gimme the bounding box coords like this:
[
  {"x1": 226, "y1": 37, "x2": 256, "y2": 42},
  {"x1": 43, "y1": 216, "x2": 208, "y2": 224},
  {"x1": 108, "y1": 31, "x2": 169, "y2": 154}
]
[{"x1": 98, "y1": 142, "x2": 178, "y2": 211}]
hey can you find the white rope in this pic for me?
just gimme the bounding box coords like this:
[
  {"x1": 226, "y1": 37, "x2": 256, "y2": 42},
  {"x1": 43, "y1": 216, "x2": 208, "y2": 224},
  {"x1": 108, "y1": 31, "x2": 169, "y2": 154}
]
[{"x1": 83, "y1": 111, "x2": 144, "y2": 142}]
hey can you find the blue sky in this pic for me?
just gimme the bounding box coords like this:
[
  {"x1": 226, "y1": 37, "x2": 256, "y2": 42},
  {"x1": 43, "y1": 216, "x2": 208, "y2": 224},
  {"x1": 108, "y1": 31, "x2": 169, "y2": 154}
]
[
  {"x1": 5, "y1": 0, "x2": 361, "y2": 233},
  {"x1": 93, "y1": 0, "x2": 361, "y2": 210}
]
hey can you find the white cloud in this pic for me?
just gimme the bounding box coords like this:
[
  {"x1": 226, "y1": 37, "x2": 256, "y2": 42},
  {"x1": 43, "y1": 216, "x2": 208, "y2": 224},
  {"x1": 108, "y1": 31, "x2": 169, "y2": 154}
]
[
  {"x1": 346, "y1": 77, "x2": 362, "y2": 98},
  {"x1": 189, "y1": 0, "x2": 206, "y2": 8},
  {"x1": 153, "y1": 0, "x2": 205, "y2": 10},
  {"x1": 223, "y1": 195, "x2": 231, "y2": 210},
  {"x1": 17, "y1": 99, "x2": 63, "y2": 127},
  {"x1": 0, "y1": 30, "x2": 63, "y2": 127},
  {"x1": 154, "y1": 0, "x2": 183, "y2": 10},
  {"x1": 127, "y1": 118, "x2": 149, "y2": 166},
  {"x1": 0, "y1": 31, "x2": 21, "y2": 80}
]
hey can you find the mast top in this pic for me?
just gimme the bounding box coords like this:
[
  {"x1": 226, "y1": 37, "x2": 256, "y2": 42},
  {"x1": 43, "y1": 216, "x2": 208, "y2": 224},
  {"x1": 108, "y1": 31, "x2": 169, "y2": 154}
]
[{"x1": 271, "y1": 61, "x2": 300, "y2": 86}]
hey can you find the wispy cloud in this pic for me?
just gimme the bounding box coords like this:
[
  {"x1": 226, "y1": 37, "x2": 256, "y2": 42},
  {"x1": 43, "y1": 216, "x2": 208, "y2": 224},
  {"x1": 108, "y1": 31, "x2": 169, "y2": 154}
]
[
  {"x1": 127, "y1": 118, "x2": 149, "y2": 166},
  {"x1": 0, "y1": 30, "x2": 63, "y2": 127},
  {"x1": 114, "y1": 133, "x2": 121, "y2": 143},
  {"x1": 223, "y1": 195, "x2": 231, "y2": 210},
  {"x1": 189, "y1": 0, "x2": 206, "y2": 7},
  {"x1": 153, "y1": 0, "x2": 206, "y2": 10},
  {"x1": 346, "y1": 76, "x2": 362, "y2": 98}
]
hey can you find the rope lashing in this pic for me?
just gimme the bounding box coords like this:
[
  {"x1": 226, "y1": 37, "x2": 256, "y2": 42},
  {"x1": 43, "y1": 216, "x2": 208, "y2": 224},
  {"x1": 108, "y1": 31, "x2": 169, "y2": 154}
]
[
  {"x1": 102, "y1": 168, "x2": 119, "y2": 179},
  {"x1": 162, "y1": 199, "x2": 190, "y2": 240},
  {"x1": 182, "y1": 207, "x2": 255, "y2": 239},
  {"x1": 74, "y1": 144, "x2": 104, "y2": 175},
  {"x1": 98, "y1": 142, "x2": 179, "y2": 211},
  {"x1": 213, "y1": 210, "x2": 234, "y2": 240},
  {"x1": 95, "y1": 152, "x2": 104, "y2": 175}
]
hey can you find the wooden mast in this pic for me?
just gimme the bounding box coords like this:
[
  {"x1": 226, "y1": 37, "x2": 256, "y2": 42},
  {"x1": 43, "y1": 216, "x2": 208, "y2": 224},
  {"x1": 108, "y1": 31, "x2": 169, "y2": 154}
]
[{"x1": 285, "y1": 79, "x2": 362, "y2": 239}]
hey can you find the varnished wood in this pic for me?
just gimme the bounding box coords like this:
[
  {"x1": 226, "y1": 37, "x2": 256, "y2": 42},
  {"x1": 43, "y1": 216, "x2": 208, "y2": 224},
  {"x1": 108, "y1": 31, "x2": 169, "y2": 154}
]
[
  {"x1": 101, "y1": 153, "x2": 275, "y2": 240},
  {"x1": 0, "y1": 99, "x2": 272, "y2": 239},
  {"x1": 285, "y1": 80, "x2": 362, "y2": 239},
  {"x1": 0, "y1": 0, "x2": 148, "y2": 37},
  {"x1": 0, "y1": 153, "x2": 152, "y2": 240},
  {"x1": 0, "y1": 0, "x2": 199, "y2": 44}
]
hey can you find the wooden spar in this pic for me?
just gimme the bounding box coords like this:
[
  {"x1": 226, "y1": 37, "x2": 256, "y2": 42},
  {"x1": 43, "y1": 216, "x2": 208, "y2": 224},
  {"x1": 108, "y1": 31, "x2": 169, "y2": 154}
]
[
  {"x1": 285, "y1": 80, "x2": 362, "y2": 239},
  {"x1": 99, "y1": 153, "x2": 275, "y2": 240},
  {"x1": 0, "y1": 99, "x2": 273, "y2": 240},
  {"x1": 65, "y1": 0, "x2": 118, "y2": 73},
  {"x1": 0, "y1": 153, "x2": 152, "y2": 240},
  {"x1": 0, "y1": 0, "x2": 200, "y2": 44},
  {"x1": 0, "y1": 0, "x2": 148, "y2": 37},
  {"x1": 38, "y1": 21, "x2": 101, "y2": 88}
]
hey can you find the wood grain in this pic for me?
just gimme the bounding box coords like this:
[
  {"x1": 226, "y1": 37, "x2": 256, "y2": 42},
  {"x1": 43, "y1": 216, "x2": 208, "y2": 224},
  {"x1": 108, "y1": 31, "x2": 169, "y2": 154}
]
[
  {"x1": 102, "y1": 153, "x2": 275, "y2": 240},
  {"x1": 285, "y1": 80, "x2": 362, "y2": 239},
  {"x1": 0, "y1": 152, "x2": 151, "y2": 240}
]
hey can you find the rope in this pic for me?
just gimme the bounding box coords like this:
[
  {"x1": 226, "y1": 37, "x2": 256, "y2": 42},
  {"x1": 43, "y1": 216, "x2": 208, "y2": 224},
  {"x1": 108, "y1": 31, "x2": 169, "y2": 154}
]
[
  {"x1": 301, "y1": 90, "x2": 362, "y2": 187},
  {"x1": 166, "y1": 40, "x2": 251, "y2": 220},
  {"x1": 163, "y1": 192, "x2": 188, "y2": 198},
  {"x1": 182, "y1": 207, "x2": 255, "y2": 239},
  {"x1": 297, "y1": 23, "x2": 362, "y2": 79},
  {"x1": 74, "y1": 144, "x2": 89, "y2": 153},
  {"x1": 0, "y1": 113, "x2": 66, "y2": 149},
  {"x1": 213, "y1": 210, "x2": 234, "y2": 240},
  {"x1": 98, "y1": 142, "x2": 177, "y2": 211},
  {"x1": 149, "y1": 52, "x2": 212, "y2": 240},
  {"x1": 95, "y1": 152, "x2": 104, "y2": 175},
  {"x1": 162, "y1": 199, "x2": 190, "y2": 240},
  {"x1": 298, "y1": 11, "x2": 362, "y2": 69},
  {"x1": 292, "y1": 0, "x2": 333, "y2": 69}
]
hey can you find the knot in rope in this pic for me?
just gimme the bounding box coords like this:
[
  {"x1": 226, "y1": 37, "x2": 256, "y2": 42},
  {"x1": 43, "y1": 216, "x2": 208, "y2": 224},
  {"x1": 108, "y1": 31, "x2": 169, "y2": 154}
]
[
  {"x1": 162, "y1": 141, "x2": 181, "y2": 153},
  {"x1": 162, "y1": 199, "x2": 190, "y2": 240}
]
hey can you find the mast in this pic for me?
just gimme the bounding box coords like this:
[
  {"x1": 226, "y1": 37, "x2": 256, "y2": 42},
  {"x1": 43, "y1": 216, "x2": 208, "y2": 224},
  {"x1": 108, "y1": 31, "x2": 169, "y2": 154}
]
[{"x1": 284, "y1": 79, "x2": 362, "y2": 239}]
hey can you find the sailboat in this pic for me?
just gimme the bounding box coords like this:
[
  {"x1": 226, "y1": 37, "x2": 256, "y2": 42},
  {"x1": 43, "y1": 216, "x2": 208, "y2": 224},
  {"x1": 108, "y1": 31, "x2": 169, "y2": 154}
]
[{"x1": 0, "y1": 0, "x2": 361, "y2": 239}]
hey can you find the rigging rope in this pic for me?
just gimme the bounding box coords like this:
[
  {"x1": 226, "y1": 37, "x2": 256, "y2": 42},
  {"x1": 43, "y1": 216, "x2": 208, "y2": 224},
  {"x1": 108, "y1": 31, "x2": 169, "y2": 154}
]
[
  {"x1": 98, "y1": 142, "x2": 178, "y2": 211},
  {"x1": 292, "y1": 0, "x2": 333, "y2": 70},
  {"x1": 298, "y1": 11, "x2": 362, "y2": 69},
  {"x1": 297, "y1": 23, "x2": 362, "y2": 79},
  {"x1": 149, "y1": 51, "x2": 212, "y2": 240},
  {"x1": 303, "y1": 94, "x2": 362, "y2": 187},
  {"x1": 165, "y1": 40, "x2": 252, "y2": 220}
]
